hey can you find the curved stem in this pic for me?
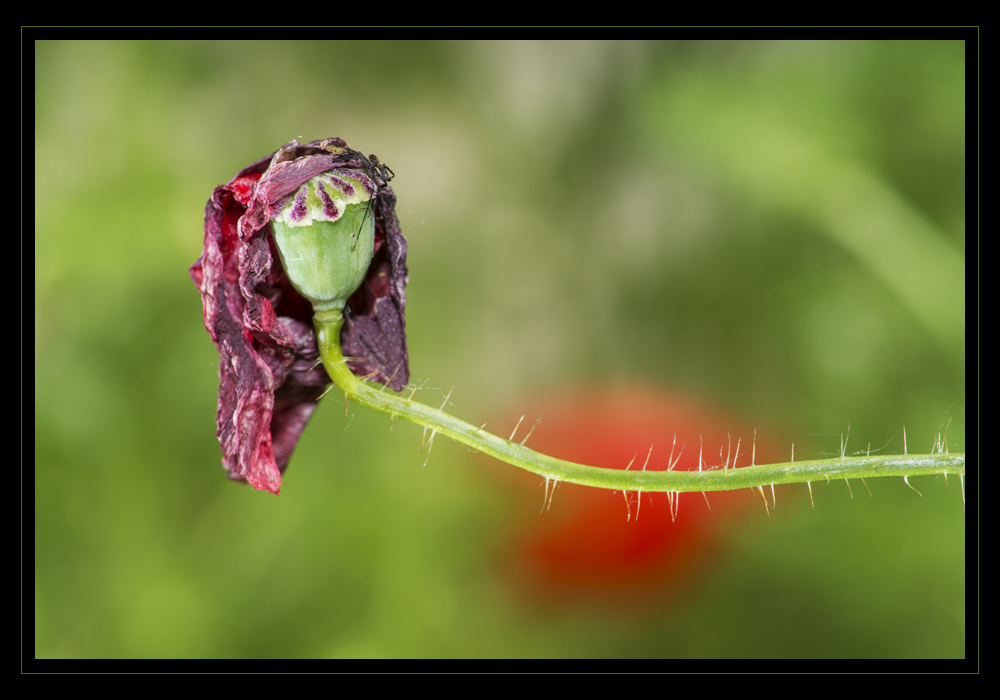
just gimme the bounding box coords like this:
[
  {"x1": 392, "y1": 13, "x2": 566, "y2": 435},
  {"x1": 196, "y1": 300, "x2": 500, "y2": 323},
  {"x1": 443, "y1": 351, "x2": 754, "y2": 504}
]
[{"x1": 314, "y1": 311, "x2": 965, "y2": 493}]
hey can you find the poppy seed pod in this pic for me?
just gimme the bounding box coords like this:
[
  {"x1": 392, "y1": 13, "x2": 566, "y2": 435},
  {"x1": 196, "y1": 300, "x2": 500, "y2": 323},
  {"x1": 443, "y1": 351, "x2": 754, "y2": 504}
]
[
  {"x1": 270, "y1": 168, "x2": 376, "y2": 312},
  {"x1": 190, "y1": 138, "x2": 409, "y2": 494}
]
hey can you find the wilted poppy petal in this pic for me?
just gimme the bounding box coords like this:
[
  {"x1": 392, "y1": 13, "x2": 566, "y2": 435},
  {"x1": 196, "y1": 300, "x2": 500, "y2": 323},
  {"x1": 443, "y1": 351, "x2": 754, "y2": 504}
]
[{"x1": 341, "y1": 183, "x2": 409, "y2": 390}]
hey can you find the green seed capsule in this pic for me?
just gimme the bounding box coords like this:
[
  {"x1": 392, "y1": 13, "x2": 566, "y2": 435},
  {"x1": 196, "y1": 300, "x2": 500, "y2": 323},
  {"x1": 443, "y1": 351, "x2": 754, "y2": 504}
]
[{"x1": 270, "y1": 169, "x2": 376, "y2": 312}]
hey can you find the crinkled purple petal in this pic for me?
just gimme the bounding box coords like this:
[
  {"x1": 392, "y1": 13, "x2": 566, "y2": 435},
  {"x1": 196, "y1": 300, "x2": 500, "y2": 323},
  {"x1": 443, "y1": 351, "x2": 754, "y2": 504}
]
[{"x1": 341, "y1": 183, "x2": 410, "y2": 391}]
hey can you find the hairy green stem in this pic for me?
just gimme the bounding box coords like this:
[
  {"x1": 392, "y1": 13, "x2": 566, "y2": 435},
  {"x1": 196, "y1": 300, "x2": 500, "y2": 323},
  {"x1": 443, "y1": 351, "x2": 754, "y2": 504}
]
[{"x1": 314, "y1": 311, "x2": 964, "y2": 493}]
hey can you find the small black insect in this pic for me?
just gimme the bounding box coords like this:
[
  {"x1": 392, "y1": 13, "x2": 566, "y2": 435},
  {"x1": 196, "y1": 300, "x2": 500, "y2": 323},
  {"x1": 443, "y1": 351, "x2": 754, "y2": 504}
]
[{"x1": 352, "y1": 152, "x2": 395, "y2": 251}]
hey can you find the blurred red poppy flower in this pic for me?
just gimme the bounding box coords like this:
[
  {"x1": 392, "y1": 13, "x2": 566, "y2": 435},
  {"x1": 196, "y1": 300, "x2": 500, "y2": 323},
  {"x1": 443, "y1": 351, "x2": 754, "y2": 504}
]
[
  {"x1": 490, "y1": 385, "x2": 783, "y2": 606},
  {"x1": 190, "y1": 138, "x2": 408, "y2": 494}
]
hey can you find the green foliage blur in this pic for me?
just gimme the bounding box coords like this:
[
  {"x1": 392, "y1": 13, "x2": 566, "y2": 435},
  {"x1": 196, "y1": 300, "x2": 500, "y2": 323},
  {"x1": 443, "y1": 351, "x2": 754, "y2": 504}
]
[{"x1": 35, "y1": 40, "x2": 966, "y2": 658}]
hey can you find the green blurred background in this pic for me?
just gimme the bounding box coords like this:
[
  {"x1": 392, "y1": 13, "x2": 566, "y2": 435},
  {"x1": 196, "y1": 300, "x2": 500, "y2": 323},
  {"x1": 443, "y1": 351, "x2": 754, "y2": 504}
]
[{"x1": 35, "y1": 40, "x2": 966, "y2": 658}]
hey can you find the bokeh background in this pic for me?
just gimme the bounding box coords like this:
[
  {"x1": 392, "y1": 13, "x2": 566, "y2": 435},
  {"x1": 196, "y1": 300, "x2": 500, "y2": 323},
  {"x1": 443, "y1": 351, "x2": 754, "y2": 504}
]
[{"x1": 35, "y1": 40, "x2": 966, "y2": 658}]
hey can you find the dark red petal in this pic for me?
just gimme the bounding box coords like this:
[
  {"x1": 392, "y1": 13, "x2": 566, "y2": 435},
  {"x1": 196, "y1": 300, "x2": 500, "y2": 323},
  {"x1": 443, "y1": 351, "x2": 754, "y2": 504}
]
[
  {"x1": 192, "y1": 184, "x2": 285, "y2": 493},
  {"x1": 341, "y1": 185, "x2": 410, "y2": 390}
]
